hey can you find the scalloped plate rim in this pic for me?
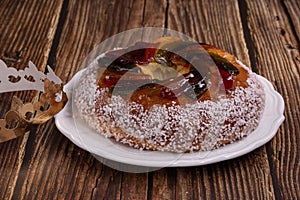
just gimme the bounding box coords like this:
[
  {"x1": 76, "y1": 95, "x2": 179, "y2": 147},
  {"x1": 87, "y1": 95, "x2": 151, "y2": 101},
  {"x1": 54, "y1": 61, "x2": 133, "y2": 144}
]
[{"x1": 55, "y1": 70, "x2": 284, "y2": 167}]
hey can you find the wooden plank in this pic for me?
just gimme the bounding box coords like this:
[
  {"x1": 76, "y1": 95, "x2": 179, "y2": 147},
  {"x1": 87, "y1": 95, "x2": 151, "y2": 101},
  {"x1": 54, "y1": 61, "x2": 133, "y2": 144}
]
[
  {"x1": 10, "y1": 0, "x2": 156, "y2": 199},
  {"x1": 170, "y1": 151, "x2": 275, "y2": 200},
  {"x1": 121, "y1": 173, "x2": 148, "y2": 200},
  {"x1": 164, "y1": 0, "x2": 276, "y2": 199},
  {"x1": 142, "y1": 0, "x2": 166, "y2": 27},
  {"x1": 245, "y1": 0, "x2": 300, "y2": 199},
  {"x1": 282, "y1": 0, "x2": 300, "y2": 40},
  {"x1": 0, "y1": 0, "x2": 64, "y2": 199},
  {"x1": 152, "y1": 168, "x2": 177, "y2": 200}
]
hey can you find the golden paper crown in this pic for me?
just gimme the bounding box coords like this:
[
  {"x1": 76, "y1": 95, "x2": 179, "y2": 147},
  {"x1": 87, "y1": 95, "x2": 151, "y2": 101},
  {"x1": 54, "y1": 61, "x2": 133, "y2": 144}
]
[{"x1": 0, "y1": 60, "x2": 68, "y2": 143}]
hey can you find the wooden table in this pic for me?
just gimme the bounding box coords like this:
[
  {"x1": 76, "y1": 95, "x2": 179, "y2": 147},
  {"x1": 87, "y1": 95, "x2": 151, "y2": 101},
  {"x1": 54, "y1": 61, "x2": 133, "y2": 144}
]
[{"x1": 0, "y1": 0, "x2": 299, "y2": 199}]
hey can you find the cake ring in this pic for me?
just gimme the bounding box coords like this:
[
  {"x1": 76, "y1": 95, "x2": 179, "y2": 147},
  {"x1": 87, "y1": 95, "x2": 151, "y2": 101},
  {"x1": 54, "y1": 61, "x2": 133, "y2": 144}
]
[{"x1": 75, "y1": 37, "x2": 265, "y2": 153}]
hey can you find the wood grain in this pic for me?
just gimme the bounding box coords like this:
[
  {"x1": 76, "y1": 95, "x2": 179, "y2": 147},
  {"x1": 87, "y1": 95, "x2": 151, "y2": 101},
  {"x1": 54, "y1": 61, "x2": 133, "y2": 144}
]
[
  {"x1": 244, "y1": 0, "x2": 300, "y2": 199},
  {"x1": 121, "y1": 173, "x2": 148, "y2": 200},
  {"x1": 282, "y1": 0, "x2": 300, "y2": 41},
  {"x1": 0, "y1": 0, "x2": 64, "y2": 199},
  {"x1": 151, "y1": 168, "x2": 176, "y2": 200}
]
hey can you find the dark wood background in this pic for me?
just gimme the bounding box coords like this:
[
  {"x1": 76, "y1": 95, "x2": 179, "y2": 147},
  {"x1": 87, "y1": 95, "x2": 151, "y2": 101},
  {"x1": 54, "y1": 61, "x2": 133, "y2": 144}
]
[{"x1": 0, "y1": 0, "x2": 299, "y2": 199}]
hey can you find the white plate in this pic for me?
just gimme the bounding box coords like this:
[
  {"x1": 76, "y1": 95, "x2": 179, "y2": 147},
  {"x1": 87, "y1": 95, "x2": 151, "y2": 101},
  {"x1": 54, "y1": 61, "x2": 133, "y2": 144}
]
[{"x1": 55, "y1": 70, "x2": 284, "y2": 167}]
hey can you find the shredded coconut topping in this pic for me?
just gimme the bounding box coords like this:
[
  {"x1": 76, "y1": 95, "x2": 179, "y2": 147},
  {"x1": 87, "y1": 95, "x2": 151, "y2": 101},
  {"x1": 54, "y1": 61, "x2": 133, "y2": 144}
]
[{"x1": 75, "y1": 63, "x2": 265, "y2": 153}]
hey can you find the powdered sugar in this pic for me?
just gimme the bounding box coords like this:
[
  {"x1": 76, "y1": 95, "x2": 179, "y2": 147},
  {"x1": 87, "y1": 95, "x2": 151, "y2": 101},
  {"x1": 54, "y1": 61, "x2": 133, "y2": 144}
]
[{"x1": 75, "y1": 61, "x2": 265, "y2": 153}]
